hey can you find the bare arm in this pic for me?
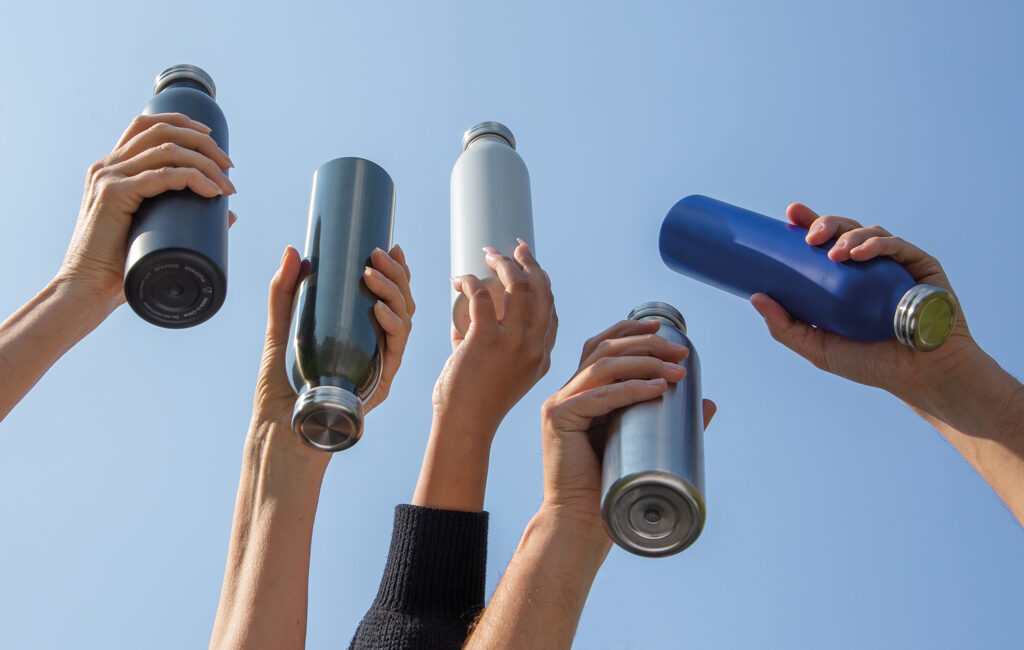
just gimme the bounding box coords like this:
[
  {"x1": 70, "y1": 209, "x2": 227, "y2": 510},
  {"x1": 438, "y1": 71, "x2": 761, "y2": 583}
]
[
  {"x1": 211, "y1": 244, "x2": 414, "y2": 649},
  {"x1": 413, "y1": 241, "x2": 556, "y2": 512},
  {"x1": 752, "y1": 202, "x2": 1024, "y2": 525},
  {"x1": 0, "y1": 113, "x2": 234, "y2": 422},
  {"x1": 466, "y1": 320, "x2": 715, "y2": 649}
]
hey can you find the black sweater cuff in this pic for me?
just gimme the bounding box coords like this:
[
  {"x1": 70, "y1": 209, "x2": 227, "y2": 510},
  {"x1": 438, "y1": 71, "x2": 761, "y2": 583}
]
[{"x1": 370, "y1": 504, "x2": 489, "y2": 617}]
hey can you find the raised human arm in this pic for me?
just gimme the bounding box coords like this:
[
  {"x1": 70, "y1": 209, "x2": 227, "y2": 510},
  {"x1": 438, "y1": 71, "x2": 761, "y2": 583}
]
[
  {"x1": 0, "y1": 113, "x2": 234, "y2": 421},
  {"x1": 465, "y1": 319, "x2": 715, "y2": 649},
  {"x1": 210, "y1": 244, "x2": 414, "y2": 650},
  {"x1": 350, "y1": 242, "x2": 557, "y2": 648},
  {"x1": 751, "y1": 202, "x2": 1024, "y2": 525},
  {"x1": 413, "y1": 241, "x2": 556, "y2": 512}
]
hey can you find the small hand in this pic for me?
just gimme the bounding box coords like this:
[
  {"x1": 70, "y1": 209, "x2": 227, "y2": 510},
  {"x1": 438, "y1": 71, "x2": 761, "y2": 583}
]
[
  {"x1": 540, "y1": 318, "x2": 715, "y2": 539},
  {"x1": 59, "y1": 113, "x2": 235, "y2": 310},
  {"x1": 433, "y1": 240, "x2": 557, "y2": 432},
  {"x1": 362, "y1": 245, "x2": 416, "y2": 414},
  {"x1": 750, "y1": 203, "x2": 979, "y2": 397}
]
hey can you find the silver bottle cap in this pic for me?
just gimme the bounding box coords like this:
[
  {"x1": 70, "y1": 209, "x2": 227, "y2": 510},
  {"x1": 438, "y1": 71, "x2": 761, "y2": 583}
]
[
  {"x1": 462, "y1": 121, "x2": 516, "y2": 151},
  {"x1": 627, "y1": 301, "x2": 687, "y2": 333},
  {"x1": 292, "y1": 386, "x2": 364, "y2": 452},
  {"x1": 893, "y1": 284, "x2": 957, "y2": 352},
  {"x1": 153, "y1": 64, "x2": 216, "y2": 99},
  {"x1": 602, "y1": 472, "x2": 706, "y2": 557}
]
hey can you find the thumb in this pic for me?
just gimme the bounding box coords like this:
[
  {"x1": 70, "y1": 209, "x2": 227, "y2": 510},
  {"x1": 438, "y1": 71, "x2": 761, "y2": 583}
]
[{"x1": 263, "y1": 246, "x2": 302, "y2": 364}]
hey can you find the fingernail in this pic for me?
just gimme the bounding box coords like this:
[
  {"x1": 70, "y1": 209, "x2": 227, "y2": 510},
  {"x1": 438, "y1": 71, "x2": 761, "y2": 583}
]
[
  {"x1": 663, "y1": 361, "x2": 682, "y2": 371},
  {"x1": 811, "y1": 224, "x2": 824, "y2": 233},
  {"x1": 647, "y1": 378, "x2": 666, "y2": 387},
  {"x1": 516, "y1": 238, "x2": 531, "y2": 250},
  {"x1": 482, "y1": 246, "x2": 501, "y2": 255},
  {"x1": 668, "y1": 342, "x2": 687, "y2": 352},
  {"x1": 192, "y1": 120, "x2": 212, "y2": 133},
  {"x1": 834, "y1": 239, "x2": 848, "y2": 249}
]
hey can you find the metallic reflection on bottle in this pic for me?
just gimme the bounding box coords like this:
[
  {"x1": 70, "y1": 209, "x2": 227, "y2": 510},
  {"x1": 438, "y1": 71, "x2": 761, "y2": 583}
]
[
  {"x1": 600, "y1": 302, "x2": 706, "y2": 557},
  {"x1": 285, "y1": 158, "x2": 395, "y2": 452}
]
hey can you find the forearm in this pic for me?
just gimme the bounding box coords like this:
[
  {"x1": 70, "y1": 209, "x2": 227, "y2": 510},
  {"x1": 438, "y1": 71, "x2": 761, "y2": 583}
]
[
  {"x1": 411, "y1": 410, "x2": 498, "y2": 512},
  {"x1": 0, "y1": 277, "x2": 115, "y2": 420},
  {"x1": 464, "y1": 507, "x2": 610, "y2": 650},
  {"x1": 210, "y1": 420, "x2": 330, "y2": 650},
  {"x1": 903, "y1": 346, "x2": 1024, "y2": 525}
]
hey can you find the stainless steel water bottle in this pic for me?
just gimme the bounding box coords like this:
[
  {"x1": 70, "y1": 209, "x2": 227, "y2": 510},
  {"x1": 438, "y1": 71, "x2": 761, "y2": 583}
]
[
  {"x1": 285, "y1": 158, "x2": 395, "y2": 452},
  {"x1": 124, "y1": 64, "x2": 229, "y2": 328},
  {"x1": 601, "y1": 302, "x2": 705, "y2": 557},
  {"x1": 450, "y1": 121, "x2": 535, "y2": 335}
]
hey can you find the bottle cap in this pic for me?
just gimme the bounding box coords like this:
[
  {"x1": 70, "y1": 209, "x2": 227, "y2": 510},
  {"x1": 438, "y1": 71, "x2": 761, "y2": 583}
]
[
  {"x1": 627, "y1": 301, "x2": 687, "y2": 333},
  {"x1": 153, "y1": 64, "x2": 216, "y2": 99},
  {"x1": 292, "y1": 386, "x2": 364, "y2": 452},
  {"x1": 894, "y1": 284, "x2": 957, "y2": 352},
  {"x1": 462, "y1": 121, "x2": 516, "y2": 151}
]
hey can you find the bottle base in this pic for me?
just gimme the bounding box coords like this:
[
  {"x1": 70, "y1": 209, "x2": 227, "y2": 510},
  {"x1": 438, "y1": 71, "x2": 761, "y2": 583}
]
[
  {"x1": 601, "y1": 471, "x2": 705, "y2": 557},
  {"x1": 124, "y1": 248, "x2": 226, "y2": 329},
  {"x1": 292, "y1": 386, "x2": 364, "y2": 452}
]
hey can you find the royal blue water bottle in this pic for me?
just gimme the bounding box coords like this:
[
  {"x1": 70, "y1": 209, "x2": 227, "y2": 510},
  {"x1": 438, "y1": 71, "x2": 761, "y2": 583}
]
[{"x1": 659, "y1": 195, "x2": 956, "y2": 351}]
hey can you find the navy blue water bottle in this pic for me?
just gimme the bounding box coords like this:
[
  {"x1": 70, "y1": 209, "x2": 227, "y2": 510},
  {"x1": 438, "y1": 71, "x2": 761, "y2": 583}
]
[
  {"x1": 123, "y1": 64, "x2": 229, "y2": 328},
  {"x1": 659, "y1": 195, "x2": 956, "y2": 351}
]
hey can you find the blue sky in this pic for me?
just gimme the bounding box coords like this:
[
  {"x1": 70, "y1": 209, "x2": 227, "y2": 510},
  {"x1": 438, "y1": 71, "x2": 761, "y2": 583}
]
[{"x1": 1, "y1": 1, "x2": 1022, "y2": 648}]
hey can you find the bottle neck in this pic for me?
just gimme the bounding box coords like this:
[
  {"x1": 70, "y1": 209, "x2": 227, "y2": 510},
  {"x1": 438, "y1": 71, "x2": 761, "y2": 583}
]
[
  {"x1": 160, "y1": 78, "x2": 213, "y2": 97},
  {"x1": 466, "y1": 133, "x2": 513, "y2": 149}
]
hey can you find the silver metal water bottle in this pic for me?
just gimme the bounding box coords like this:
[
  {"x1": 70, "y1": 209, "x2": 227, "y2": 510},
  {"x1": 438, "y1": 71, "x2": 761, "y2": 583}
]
[
  {"x1": 601, "y1": 302, "x2": 705, "y2": 557},
  {"x1": 450, "y1": 121, "x2": 535, "y2": 335},
  {"x1": 285, "y1": 158, "x2": 395, "y2": 452}
]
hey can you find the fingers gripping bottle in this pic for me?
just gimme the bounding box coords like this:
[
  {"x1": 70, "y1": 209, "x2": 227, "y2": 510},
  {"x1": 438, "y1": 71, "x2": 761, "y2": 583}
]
[
  {"x1": 601, "y1": 302, "x2": 706, "y2": 557},
  {"x1": 659, "y1": 195, "x2": 957, "y2": 350},
  {"x1": 285, "y1": 158, "x2": 395, "y2": 452},
  {"x1": 124, "y1": 65, "x2": 229, "y2": 328},
  {"x1": 450, "y1": 121, "x2": 535, "y2": 335}
]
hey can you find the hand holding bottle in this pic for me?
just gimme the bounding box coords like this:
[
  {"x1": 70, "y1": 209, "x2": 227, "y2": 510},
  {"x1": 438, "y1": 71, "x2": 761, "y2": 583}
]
[
  {"x1": 751, "y1": 203, "x2": 1024, "y2": 527},
  {"x1": 749, "y1": 203, "x2": 977, "y2": 401},
  {"x1": 541, "y1": 319, "x2": 715, "y2": 538},
  {"x1": 412, "y1": 241, "x2": 556, "y2": 511},
  {"x1": 465, "y1": 321, "x2": 714, "y2": 649},
  {"x1": 60, "y1": 112, "x2": 235, "y2": 312}
]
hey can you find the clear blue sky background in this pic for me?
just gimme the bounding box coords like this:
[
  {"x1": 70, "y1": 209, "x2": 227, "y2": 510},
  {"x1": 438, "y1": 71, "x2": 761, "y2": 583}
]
[{"x1": 1, "y1": 1, "x2": 1022, "y2": 648}]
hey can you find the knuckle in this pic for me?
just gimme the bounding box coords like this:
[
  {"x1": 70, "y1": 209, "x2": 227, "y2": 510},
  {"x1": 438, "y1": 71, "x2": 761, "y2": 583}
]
[
  {"x1": 594, "y1": 339, "x2": 613, "y2": 356},
  {"x1": 158, "y1": 141, "x2": 179, "y2": 155},
  {"x1": 509, "y1": 278, "x2": 534, "y2": 295}
]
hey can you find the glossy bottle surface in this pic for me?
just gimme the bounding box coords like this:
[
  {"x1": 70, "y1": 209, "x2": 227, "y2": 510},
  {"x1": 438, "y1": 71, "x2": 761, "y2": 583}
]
[
  {"x1": 450, "y1": 121, "x2": 535, "y2": 335},
  {"x1": 124, "y1": 65, "x2": 229, "y2": 328},
  {"x1": 659, "y1": 195, "x2": 955, "y2": 349},
  {"x1": 601, "y1": 302, "x2": 705, "y2": 557},
  {"x1": 286, "y1": 158, "x2": 395, "y2": 452}
]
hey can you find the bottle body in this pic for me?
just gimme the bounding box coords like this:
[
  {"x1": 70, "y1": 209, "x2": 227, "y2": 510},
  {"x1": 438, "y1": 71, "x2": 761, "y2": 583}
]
[
  {"x1": 450, "y1": 122, "x2": 535, "y2": 335},
  {"x1": 123, "y1": 65, "x2": 229, "y2": 328},
  {"x1": 601, "y1": 302, "x2": 705, "y2": 557},
  {"x1": 286, "y1": 158, "x2": 395, "y2": 452},
  {"x1": 659, "y1": 195, "x2": 955, "y2": 350}
]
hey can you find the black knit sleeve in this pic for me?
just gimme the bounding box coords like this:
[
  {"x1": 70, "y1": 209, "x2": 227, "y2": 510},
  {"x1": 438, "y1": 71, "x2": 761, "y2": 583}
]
[{"x1": 349, "y1": 504, "x2": 489, "y2": 650}]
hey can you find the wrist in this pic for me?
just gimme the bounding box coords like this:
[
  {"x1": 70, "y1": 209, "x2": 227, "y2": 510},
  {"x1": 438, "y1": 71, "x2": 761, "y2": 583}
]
[
  {"x1": 46, "y1": 274, "x2": 120, "y2": 334},
  {"x1": 51, "y1": 269, "x2": 122, "y2": 320},
  {"x1": 244, "y1": 417, "x2": 331, "y2": 483},
  {"x1": 535, "y1": 503, "x2": 613, "y2": 559}
]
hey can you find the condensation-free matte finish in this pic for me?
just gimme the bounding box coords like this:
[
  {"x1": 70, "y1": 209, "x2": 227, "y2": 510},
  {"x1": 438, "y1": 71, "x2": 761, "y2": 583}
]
[
  {"x1": 450, "y1": 122, "x2": 535, "y2": 335},
  {"x1": 123, "y1": 68, "x2": 229, "y2": 328},
  {"x1": 660, "y1": 195, "x2": 918, "y2": 343},
  {"x1": 286, "y1": 158, "x2": 395, "y2": 450}
]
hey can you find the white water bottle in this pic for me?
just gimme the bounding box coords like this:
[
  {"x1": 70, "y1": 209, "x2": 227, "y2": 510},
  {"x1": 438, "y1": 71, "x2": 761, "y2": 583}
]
[{"x1": 450, "y1": 121, "x2": 535, "y2": 335}]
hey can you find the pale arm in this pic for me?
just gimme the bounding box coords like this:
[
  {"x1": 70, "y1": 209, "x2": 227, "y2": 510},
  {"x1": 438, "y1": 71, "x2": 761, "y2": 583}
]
[{"x1": 0, "y1": 279, "x2": 116, "y2": 420}]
